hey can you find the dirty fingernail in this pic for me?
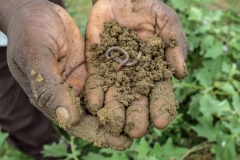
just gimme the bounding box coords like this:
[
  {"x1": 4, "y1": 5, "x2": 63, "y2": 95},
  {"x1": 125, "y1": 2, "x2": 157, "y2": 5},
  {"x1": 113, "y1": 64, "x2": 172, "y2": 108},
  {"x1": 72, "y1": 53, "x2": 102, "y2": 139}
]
[{"x1": 56, "y1": 107, "x2": 71, "y2": 122}]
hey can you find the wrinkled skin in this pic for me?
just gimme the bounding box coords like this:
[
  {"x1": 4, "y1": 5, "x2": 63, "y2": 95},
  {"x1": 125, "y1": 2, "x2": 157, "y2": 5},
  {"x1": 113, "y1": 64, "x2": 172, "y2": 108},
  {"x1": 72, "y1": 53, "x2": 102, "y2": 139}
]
[
  {"x1": 4, "y1": 0, "x2": 132, "y2": 150},
  {"x1": 86, "y1": 0, "x2": 189, "y2": 138}
]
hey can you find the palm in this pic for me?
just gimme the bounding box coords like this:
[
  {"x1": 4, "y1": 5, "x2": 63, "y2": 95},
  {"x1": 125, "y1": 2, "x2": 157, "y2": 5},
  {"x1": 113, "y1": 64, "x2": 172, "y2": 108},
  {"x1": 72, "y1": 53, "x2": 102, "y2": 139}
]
[{"x1": 85, "y1": 0, "x2": 189, "y2": 138}]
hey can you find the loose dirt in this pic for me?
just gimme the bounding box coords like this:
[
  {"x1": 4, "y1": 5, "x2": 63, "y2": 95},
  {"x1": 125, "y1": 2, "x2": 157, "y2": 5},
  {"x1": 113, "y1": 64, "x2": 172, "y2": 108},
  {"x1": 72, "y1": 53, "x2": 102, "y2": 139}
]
[
  {"x1": 88, "y1": 20, "x2": 178, "y2": 135},
  {"x1": 90, "y1": 20, "x2": 174, "y2": 105}
]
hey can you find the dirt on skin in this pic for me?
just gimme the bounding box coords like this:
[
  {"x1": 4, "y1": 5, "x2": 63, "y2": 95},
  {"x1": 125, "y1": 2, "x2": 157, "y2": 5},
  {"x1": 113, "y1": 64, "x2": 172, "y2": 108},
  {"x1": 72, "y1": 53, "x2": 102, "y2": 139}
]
[
  {"x1": 88, "y1": 19, "x2": 178, "y2": 133},
  {"x1": 31, "y1": 70, "x2": 44, "y2": 83}
]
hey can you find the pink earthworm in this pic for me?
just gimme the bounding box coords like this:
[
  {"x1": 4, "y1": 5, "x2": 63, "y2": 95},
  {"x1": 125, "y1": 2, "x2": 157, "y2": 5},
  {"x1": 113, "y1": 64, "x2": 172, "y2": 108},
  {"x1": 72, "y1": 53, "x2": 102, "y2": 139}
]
[{"x1": 105, "y1": 46, "x2": 142, "y2": 71}]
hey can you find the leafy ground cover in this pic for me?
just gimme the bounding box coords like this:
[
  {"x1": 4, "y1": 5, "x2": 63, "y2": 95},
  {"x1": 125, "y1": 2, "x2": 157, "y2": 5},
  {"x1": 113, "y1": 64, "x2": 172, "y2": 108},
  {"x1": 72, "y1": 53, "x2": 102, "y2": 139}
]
[{"x1": 0, "y1": 0, "x2": 240, "y2": 159}]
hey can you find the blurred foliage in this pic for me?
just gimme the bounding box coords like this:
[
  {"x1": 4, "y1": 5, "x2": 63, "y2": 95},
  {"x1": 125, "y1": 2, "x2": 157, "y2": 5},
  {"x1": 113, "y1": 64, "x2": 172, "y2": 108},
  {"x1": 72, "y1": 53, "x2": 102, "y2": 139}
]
[
  {"x1": 43, "y1": 0, "x2": 240, "y2": 159},
  {"x1": 64, "y1": 0, "x2": 92, "y2": 37},
  {"x1": 0, "y1": 128, "x2": 35, "y2": 160},
  {"x1": 1, "y1": 0, "x2": 240, "y2": 159},
  {"x1": 171, "y1": 0, "x2": 240, "y2": 159}
]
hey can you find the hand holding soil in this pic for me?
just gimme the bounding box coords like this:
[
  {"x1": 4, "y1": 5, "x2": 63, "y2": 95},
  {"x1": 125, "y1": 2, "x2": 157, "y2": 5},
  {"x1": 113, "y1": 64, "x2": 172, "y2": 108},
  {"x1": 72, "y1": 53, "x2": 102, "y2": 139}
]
[
  {"x1": 85, "y1": 0, "x2": 189, "y2": 139},
  {"x1": 3, "y1": 0, "x2": 132, "y2": 150}
]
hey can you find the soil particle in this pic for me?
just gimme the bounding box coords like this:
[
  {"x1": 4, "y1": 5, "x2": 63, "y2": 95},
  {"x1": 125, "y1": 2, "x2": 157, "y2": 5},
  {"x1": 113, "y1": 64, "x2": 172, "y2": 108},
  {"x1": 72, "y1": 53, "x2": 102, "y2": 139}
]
[
  {"x1": 169, "y1": 37, "x2": 178, "y2": 48},
  {"x1": 97, "y1": 101, "x2": 125, "y2": 136},
  {"x1": 30, "y1": 70, "x2": 44, "y2": 83}
]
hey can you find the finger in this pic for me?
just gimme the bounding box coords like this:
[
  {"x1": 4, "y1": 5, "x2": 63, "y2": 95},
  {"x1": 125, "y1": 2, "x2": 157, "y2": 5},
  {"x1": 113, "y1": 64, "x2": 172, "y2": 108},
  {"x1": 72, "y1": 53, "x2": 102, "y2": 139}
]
[
  {"x1": 27, "y1": 58, "x2": 84, "y2": 129},
  {"x1": 97, "y1": 86, "x2": 126, "y2": 136},
  {"x1": 52, "y1": 4, "x2": 87, "y2": 96},
  {"x1": 149, "y1": 79, "x2": 178, "y2": 130},
  {"x1": 92, "y1": 0, "x2": 97, "y2": 5},
  {"x1": 156, "y1": 2, "x2": 189, "y2": 79},
  {"x1": 67, "y1": 115, "x2": 132, "y2": 150},
  {"x1": 125, "y1": 94, "x2": 150, "y2": 138},
  {"x1": 85, "y1": 74, "x2": 104, "y2": 115},
  {"x1": 12, "y1": 50, "x2": 84, "y2": 130},
  {"x1": 85, "y1": 1, "x2": 113, "y2": 114}
]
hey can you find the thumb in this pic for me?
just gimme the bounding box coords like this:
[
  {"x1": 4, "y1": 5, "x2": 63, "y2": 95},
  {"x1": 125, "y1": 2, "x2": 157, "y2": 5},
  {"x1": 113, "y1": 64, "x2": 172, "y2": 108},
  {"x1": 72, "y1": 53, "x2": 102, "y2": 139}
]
[
  {"x1": 7, "y1": 34, "x2": 85, "y2": 130},
  {"x1": 29, "y1": 68, "x2": 83, "y2": 129}
]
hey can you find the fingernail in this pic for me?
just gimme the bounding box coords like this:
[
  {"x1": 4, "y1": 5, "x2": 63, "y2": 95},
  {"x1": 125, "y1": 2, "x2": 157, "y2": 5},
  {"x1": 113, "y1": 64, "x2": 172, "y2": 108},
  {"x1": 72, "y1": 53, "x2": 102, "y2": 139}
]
[
  {"x1": 152, "y1": 112, "x2": 170, "y2": 130},
  {"x1": 56, "y1": 107, "x2": 71, "y2": 121}
]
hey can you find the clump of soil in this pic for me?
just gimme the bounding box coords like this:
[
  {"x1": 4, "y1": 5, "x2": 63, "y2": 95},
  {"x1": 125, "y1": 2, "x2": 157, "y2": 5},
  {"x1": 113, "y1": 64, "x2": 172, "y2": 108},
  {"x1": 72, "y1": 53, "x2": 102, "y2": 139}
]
[{"x1": 90, "y1": 20, "x2": 173, "y2": 106}]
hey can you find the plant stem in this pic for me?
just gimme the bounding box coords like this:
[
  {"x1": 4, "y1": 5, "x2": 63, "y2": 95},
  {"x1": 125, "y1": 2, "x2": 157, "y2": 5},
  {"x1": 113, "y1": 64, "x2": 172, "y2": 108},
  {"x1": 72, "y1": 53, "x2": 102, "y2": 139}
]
[
  {"x1": 182, "y1": 141, "x2": 215, "y2": 159},
  {"x1": 70, "y1": 136, "x2": 79, "y2": 160}
]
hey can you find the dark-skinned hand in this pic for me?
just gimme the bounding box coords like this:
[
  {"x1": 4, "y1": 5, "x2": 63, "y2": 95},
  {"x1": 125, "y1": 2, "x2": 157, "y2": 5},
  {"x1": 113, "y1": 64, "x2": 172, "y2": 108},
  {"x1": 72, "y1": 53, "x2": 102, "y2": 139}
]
[
  {"x1": 85, "y1": 0, "x2": 189, "y2": 138},
  {"x1": 1, "y1": 0, "x2": 132, "y2": 150}
]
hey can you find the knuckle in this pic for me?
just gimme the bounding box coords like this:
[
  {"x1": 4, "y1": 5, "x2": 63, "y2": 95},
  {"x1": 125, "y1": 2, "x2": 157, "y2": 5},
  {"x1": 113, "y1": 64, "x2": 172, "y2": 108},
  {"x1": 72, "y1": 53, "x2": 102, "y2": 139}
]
[{"x1": 33, "y1": 84, "x2": 57, "y2": 112}]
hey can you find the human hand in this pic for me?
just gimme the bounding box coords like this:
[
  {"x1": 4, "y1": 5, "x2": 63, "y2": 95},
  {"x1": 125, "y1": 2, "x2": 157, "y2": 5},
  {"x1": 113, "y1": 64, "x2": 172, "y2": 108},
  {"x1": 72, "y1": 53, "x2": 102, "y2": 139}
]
[
  {"x1": 2, "y1": 0, "x2": 132, "y2": 150},
  {"x1": 85, "y1": 0, "x2": 189, "y2": 138}
]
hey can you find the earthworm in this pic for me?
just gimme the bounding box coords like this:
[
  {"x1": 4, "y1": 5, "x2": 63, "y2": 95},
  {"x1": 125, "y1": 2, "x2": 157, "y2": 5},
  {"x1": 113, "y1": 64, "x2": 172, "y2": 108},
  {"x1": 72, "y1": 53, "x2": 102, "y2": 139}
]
[
  {"x1": 125, "y1": 51, "x2": 142, "y2": 66},
  {"x1": 105, "y1": 46, "x2": 142, "y2": 71}
]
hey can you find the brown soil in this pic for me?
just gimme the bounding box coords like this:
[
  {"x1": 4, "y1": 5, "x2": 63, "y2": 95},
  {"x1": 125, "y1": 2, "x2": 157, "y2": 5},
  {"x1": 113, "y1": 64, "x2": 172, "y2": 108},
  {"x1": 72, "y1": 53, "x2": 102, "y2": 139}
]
[
  {"x1": 90, "y1": 19, "x2": 174, "y2": 105},
  {"x1": 31, "y1": 70, "x2": 44, "y2": 83},
  {"x1": 88, "y1": 20, "x2": 178, "y2": 135}
]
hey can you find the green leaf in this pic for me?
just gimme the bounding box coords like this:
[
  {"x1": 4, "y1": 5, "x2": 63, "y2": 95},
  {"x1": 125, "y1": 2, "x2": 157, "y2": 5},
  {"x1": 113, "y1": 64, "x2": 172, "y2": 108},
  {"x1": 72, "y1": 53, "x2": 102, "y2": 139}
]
[
  {"x1": 214, "y1": 81, "x2": 236, "y2": 95},
  {"x1": 211, "y1": 134, "x2": 238, "y2": 160},
  {"x1": 75, "y1": 137, "x2": 92, "y2": 148},
  {"x1": 191, "y1": 116, "x2": 217, "y2": 141},
  {"x1": 0, "y1": 129, "x2": 8, "y2": 148},
  {"x1": 100, "y1": 148, "x2": 122, "y2": 154},
  {"x1": 153, "y1": 127, "x2": 162, "y2": 137},
  {"x1": 0, "y1": 142, "x2": 35, "y2": 160},
  {"x1": 204, "y1": 41, "x2": 224, "y2": 59},
  {"x1": 188, "y1": 7, "x2": 203, "y2": 21},
  {"x1": 199, "y1": 94, "x2": 231, "y2": 117},
  {"x1": 41, "y1": 141, "x2": 68, "y2": 158},
  {"x1": 195, "y1": 68, "x2": 212, "y2": 86},
  {"x1": 104, "y1": 153, "x2": 129, "y2": 160},
  {"x1": 188, "y1": 94, "x2": 202, "y2": 117},
  {"x1": 149, "y1": 138, "x2": 188, "y2": 160},
  {"x1": 232, "y1": 80, "x2": 240, "y2": 90},
  {"x1": 221, "y1": 61, "x2": 232, "y2": 74},
  {"x1": 188, "y1": 35, "x2": 200, "y2": 52},
  {"x1": 1, "y1": 156, "x2": 32, "y2": 160},
  {"x1": 149, "y1": 142, "x2": 161, "y2": 156},
  {"x1": 195, "y1": 58, "x2": 222, "y2": 86},
  {"x1": 220, "y1": 83, "x2": 235, "y2": 94},
  {"x1": 80, "y1": 153, "x2": 104, "y2": 160},
  {"x1": 223, "y1": 118, "x2": 240, "y2": 134},
  {"x1": 232, "y1": 93, "x2": 240, "y2": 115},
  {"x1": 204, "y1": 10, "x2": 223, "y2": 22},
  {"x1": 145, "y1": 156, "x2": 159, "y2": 160},
  {"x1": 170, "y1": 0, "x2": 187, "y2": 11},
  {"x1": 229, "y1": 42, "x2": 240, "y2": 52},
  {"x1": 200, "y1": 35, "x2": 215, "y2": 55},
  {"x1": 137, "y1": 138, "x2": 150, "y2": 159},
  {"x1": 199, "y1": 94, "x2": 219, "y2": 116}
]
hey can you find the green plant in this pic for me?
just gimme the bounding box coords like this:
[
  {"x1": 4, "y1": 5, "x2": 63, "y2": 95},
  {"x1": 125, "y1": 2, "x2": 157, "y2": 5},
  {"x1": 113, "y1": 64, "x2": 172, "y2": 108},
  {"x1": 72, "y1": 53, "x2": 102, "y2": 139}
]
[
  {"x1": 0, "y1": 129, "x2": 35, "y2": 160},
  {"x1": 1, "y1": 0, "x2": 240, "y2": 159},
  {"x1": 170, "y1": 0, "x2": 240, "y2": 159},
  {"x1": 42, "y1": 0, "x2": 240, "y2": 159}
]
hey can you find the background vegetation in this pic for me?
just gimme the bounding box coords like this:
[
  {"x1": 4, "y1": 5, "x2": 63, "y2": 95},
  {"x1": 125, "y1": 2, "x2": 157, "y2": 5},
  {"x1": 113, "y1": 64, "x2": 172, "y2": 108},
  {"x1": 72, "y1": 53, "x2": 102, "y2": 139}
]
[{"x1": 0, "y1": 0, "x2": 240, "y2": 159}]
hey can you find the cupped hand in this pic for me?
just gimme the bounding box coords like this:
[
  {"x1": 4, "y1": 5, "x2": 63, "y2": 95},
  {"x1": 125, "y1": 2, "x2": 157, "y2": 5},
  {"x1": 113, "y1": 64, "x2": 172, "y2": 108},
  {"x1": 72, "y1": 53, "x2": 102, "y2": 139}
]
[
  {"x1": 85, "y1": 0, "x2": 189, "y2": 138},
  {"x1": 5, "y1": 0, "x2": 132, "y2": 150}
]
